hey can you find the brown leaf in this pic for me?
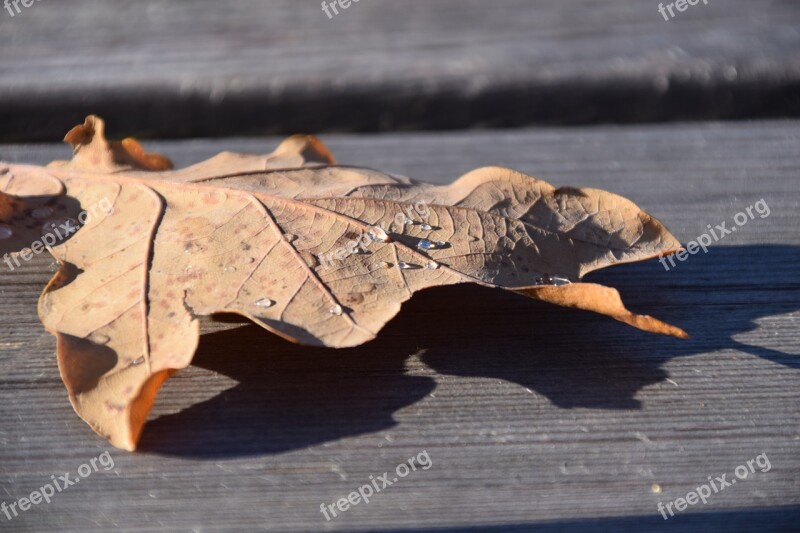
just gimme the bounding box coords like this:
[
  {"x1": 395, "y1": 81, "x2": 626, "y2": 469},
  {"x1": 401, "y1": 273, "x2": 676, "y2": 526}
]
[
  {"x1": 1, "y1": 117, "x2": 686, "y2": 451},
  {"x1": 517, "y1": 283, "x2": 689, "y2": 339}
]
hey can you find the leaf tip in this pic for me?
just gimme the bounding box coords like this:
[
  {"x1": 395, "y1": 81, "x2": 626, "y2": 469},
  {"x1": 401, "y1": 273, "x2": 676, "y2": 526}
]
[{"x1": 517, "y1": 283, "x2": 688, "y2": 339}]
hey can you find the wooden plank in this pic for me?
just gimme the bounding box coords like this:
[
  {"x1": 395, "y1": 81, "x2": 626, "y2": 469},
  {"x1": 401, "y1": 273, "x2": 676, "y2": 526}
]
[
  {"x1": 1, "y1": 1, "x2": 799, "y2": 140},
  {"x1": 0, "y1": 121, "x2": 799, "y2": 531}
]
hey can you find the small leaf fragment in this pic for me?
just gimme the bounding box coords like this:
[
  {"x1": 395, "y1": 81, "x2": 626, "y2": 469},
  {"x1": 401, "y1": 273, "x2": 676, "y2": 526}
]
[
  {"x1": 52, "y1": 115, "x2": 173, "y2": 172},
  {"x1": 517, "y1": 283, "x2": 689, "y2": 338}
]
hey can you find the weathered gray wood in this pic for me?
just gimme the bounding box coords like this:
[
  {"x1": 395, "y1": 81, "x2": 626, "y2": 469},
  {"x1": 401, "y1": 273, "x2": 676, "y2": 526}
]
[
  {"x1": 1, "y1": 0, "x2": 799, "y2": 140},
  {"x1": 1, "y1": 121, "x2": 799, "y2": 531}
]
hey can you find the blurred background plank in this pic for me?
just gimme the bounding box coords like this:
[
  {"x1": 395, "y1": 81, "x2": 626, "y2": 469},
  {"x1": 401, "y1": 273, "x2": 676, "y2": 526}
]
[
  {"x1": 1, "y1": 0, "x2": 799, "y2": 141},
  {"x1": 1, "y1": 121, "x2": 798, "y2": 532}
]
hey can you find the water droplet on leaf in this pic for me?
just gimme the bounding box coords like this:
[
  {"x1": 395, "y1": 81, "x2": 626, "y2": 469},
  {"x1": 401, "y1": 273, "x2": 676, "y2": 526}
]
[
  {"x1": 92, "y1": 334, "x2": 111, "y2": 345},
  {"x1": 535, "y1": 275, "x2": 571, "y2": 286},
  {"x1": 329, "y1": 304, "x2": 343, "y2": 316},
  {"x1": 369, "y1": 226, "x2": 389, "y2": 242},
  {"x1": 255, "y1": 298, "x2": 274, "y2": 308}
]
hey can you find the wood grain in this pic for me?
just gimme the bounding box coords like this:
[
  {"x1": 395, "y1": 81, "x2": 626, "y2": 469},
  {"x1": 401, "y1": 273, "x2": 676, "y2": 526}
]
[
  {"x1": 0, "y1": 121, "x2": 799, "y2": 531},
  {"x1": 1, "y1": 0, "x2": 799, "y2": 140}
]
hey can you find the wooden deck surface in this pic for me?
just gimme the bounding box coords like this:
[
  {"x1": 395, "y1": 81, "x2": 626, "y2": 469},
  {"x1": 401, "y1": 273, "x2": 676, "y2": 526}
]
[
  {"x1": 1, "y1": 0, "x2": 799, "y2": 140},
  {"x1": 1, "y1": 121, "x2": 798, "y2": 531}
]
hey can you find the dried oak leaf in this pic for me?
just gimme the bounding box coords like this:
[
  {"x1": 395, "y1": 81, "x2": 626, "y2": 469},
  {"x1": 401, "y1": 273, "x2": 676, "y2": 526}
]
[{"x1": 0, "y1": 116, "x2": 686, "y2": 451}]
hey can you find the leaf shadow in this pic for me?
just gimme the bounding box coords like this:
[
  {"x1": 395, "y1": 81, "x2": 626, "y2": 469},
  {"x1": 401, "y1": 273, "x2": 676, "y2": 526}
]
[
  {"x1": 138, "y1": 244, "x2": 799, "y2": 458},
  {"x1": 138, "y1": 322, "x2": 436, "y2": 458},
  {"x1": 0, "y1": 193, "x2": 86, "y2": 258}
]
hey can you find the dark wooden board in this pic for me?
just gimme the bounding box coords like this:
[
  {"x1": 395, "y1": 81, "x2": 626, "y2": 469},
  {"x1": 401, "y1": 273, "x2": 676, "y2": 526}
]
[
  {"x1": 1, "y1": 0, "x2": 800, "y2": 140},
  {"x1": 0, "y1": 121, "x2": 799, "y2": 531}
]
